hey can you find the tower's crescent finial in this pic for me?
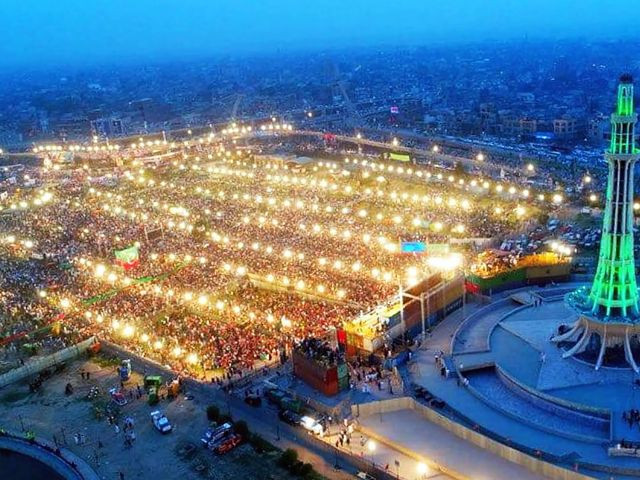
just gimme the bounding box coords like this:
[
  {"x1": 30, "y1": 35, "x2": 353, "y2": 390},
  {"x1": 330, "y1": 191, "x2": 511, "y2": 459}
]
[{"x1": 620, "y1": 73, "x2": 633, "y2": 84}]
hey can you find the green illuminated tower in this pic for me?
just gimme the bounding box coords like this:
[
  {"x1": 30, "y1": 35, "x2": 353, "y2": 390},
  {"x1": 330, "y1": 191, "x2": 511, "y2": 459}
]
[
  {"x1": 589, "y1": 74, "x2": 639, "y2": 317},
  {"x1": 558, "y1": 74, "x2": 640, "y2": 370}
]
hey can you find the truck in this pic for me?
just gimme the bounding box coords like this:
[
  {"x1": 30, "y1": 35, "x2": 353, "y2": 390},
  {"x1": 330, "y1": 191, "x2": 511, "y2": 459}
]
[
  {"x1": 148, "y1": 386, "x2": 159, "y2": 405},
  {"x1": 144, "y1": 375, "x2": 162, "y2": 389}
]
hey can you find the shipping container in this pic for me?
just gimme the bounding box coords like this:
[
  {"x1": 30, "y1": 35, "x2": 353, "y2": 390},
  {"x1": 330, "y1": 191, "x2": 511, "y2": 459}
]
[
  {"x1": 526, "y1": 263, "x2": 571, "y2": 280},
  {"x1": 337, "y1": 376, "x2": 349, "y2": 392},
  {"x1": 467, "y1": 262, "x2": 570, "y2": 294},
  {"x1": 466, "y1": 267, "x2": 526, "y2": 294},
  {"x1": 292, "y1": 350, "x2": 347, "y2": 396},
  {"x1": 403, "y1": 277, "x2": 464, "y2": 331},
  {"x1": 325, "y1": 366, "x2": 338, "y2": 382}
]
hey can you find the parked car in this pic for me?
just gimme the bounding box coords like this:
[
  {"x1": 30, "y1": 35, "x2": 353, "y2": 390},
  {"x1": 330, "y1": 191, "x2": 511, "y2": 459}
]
[
  {"x1": 244, "y1": 394, "x2": 262, "y2": 407},
  {"x1": 150, "y1": 410, "x2": 172, "y2": 433},
  {"x1": 355, "y1": 472, "x2": 376, "y2": 480},
  {"x1": 300, "y1": 416, "x2": 323, "y2": 435},
  {"x1": 278, "y1": 409, "x2": 301, "y2": 426},
  {"x1": 215, "y1": 434, "x2": 242, "y2": 454},
  {"x1": 201, "y1": 422, "x2": 233, "y2": 447},
  {"x1": 266, "y1": 388, "x2": 286, "y2": 405},
  {"x1": 109, "y1": 387, "x2": 127, "y2": 406}
]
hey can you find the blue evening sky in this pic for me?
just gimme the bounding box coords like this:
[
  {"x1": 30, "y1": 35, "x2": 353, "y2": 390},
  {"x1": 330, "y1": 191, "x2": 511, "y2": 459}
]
[{"x1": 0, "y1": 0, "x2": 633, "y2": 67}]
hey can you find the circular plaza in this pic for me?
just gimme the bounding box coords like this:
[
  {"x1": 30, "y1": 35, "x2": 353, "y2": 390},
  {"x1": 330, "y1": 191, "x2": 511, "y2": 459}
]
[{"x1": 412, "y1": 282, "x2": 640, "y2": 478}]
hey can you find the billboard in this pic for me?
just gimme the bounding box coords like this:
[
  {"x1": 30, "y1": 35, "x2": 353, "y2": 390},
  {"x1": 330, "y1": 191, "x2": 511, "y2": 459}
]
[
  {"x1": 389, "y1": 152, "x2": 410, "y2": 162},
  {"x1": 401, "y1": 241, "x2": 426, "y2": 253}
]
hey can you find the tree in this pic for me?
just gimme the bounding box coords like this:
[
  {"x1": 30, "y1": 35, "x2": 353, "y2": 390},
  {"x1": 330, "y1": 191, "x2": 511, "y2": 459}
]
[
  {"x1": 206, "y1": 405, "x2": 220, "y2": 422},
  {"x1": 234, "y1": 420, "x2": 249, "y2": 437},
  {"x1": 297, "y1": 462, "x2": 313, "y2": 477},
  {"x1": 278, "y1": 448, "x2": 298, "y2": 469}
]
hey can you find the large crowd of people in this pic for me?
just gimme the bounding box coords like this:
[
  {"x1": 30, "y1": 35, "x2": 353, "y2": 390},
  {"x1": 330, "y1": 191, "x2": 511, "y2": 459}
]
[{"x1": 0, "y1": 139, "x2": 545, "y2": 380}]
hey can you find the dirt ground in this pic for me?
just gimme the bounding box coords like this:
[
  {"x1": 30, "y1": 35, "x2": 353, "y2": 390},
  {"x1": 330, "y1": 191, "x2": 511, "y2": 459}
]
[{"x1": 0, "y1": 355, "x2": 300, "y2": 480}]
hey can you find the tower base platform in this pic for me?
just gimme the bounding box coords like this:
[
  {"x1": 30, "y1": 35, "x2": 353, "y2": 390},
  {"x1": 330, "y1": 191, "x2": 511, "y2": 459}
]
[
  {"x1": 552, "y1": 315, "x2": 640, "y2": 372},
  {"x1": 409, "y1": 284, "x2": 640, "y2": 478}
]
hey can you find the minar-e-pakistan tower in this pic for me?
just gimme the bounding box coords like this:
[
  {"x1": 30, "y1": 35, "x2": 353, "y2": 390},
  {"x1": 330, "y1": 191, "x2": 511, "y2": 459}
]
[{"x1": 558, "y1": 74, "x2": 640, "y2": 370}]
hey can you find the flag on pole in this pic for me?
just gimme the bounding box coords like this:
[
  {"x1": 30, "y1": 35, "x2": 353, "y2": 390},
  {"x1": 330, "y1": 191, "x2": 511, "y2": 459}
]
[{"x1": 114, "y1": 245, "x2": 140, "y2": 271}]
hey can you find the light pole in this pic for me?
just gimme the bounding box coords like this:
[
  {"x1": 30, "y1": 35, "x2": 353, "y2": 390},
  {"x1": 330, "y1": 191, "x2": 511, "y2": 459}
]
[
  {"x1": 367, "y1": 440, "x2": 376, "y2": 465},
  {"x1": 417, "y1": 461, "x2": 429, "y2": 479}
]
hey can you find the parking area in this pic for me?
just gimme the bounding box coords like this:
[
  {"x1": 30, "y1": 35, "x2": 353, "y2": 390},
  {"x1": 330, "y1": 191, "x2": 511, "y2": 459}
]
[{"x1": 0, "y1": 354, "x2": 303, "y2": 480}]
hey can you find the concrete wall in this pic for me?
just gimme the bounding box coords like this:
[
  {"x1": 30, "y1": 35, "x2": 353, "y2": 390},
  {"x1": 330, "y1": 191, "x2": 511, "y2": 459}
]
[
  {"x1": 0, "y1": 430, "x2": 100, "y2": 480},
  {"x1": 450, "y1": 298, "x2": 512, "y2": 354},
  {"x1": 0, "y1": 337, "x2": 97, "y2": 389},
  {"x1": 352, "y1": 397, "x2": 594, "y2": 480}
]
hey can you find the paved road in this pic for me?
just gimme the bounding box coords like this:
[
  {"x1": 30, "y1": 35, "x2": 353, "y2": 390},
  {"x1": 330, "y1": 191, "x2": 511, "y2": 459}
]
[{"x1": 108, "y1": 343, "x2": 391, "y2": 480}]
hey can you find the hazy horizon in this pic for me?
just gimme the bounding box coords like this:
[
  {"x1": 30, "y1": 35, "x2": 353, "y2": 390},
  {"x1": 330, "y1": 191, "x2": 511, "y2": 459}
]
[{"x1": 1, "y1": 0, "x2": 636, "y2": 68}]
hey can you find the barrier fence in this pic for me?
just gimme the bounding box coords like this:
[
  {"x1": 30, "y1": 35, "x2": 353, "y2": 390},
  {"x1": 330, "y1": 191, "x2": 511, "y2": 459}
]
[{"x1": 0, "y1": 336, "x2": 97, "y2": 388}]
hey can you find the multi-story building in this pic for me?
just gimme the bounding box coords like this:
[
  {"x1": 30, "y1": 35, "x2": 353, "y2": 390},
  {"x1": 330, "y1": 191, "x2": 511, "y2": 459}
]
[
  {"x1": 587, "y1": 114, "x2": 609, "y2": 143},
  {"x1": 553, "y1": 115, "x2": 578, "y2": 138}
]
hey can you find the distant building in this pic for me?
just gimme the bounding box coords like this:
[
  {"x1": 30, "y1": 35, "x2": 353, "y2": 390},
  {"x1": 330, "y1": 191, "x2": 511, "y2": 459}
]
[
  {"x1": 553, "y1": 116, "x2": 579, "y2": 139},
  {"x1": 91, "y1": 117, "x2": 125, "y2": 138},
  {"x1": 54, "y1": 116, "x2": 91, "y2": 140},
  {"x1": 502, "y1": 116, "x2": 537, "y2": 136},
  {"x1": 587, "y1": 114, "x2": 609, "y2": 143},
  {"x1": 128, "y1": 98, "x2": 171, "y2": 130},
  {"x1": 516, "y1": 92, "x2": 535, "y2": 104}
]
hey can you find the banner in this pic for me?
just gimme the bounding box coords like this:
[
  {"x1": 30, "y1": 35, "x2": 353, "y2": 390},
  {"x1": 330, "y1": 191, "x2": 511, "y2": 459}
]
[
  {"x1": 426, "y1": 243, "x2": 450, "y2": 254},
  {"x1": 389, "y1": 152, "x2": 410, "y2": 162},
  {"x1": 114, "y1": 245, "x2": 139, "y2": 270}
]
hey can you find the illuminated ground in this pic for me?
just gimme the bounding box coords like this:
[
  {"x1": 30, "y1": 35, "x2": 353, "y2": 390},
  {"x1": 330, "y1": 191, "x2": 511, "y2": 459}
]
[
  {"x1": 410, "y1": 284, "x2": 640, "y2": 478},
  {"x1": 0, "y1": 149, "x2": 539, "y2": 379}
]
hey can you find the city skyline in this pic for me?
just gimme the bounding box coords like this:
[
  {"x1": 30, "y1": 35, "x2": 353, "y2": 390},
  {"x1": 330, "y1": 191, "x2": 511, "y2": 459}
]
[
  {"x1": 4, "y1": 4, "x2": 640, "y2": 480},
  {"x1": 1, "y1": 0, "x2": 637, "y2": 67}
]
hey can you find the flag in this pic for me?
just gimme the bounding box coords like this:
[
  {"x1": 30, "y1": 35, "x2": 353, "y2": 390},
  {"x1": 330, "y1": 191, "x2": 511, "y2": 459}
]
[{"x1": 114, "y1": 245, "x2": 139, "y2": 271}]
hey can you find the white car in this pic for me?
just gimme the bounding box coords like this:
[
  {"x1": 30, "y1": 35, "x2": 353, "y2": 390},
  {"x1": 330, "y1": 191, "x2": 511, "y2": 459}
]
[
  {"x1": 299, "y1": 416, "x2": 323, "y2": 435},
  {"x1": 150, "y1": 410, "x2": 172, "y2": 433},
  {"x1": 356, "y1": 472, "x2": 376, "y2": 480}
]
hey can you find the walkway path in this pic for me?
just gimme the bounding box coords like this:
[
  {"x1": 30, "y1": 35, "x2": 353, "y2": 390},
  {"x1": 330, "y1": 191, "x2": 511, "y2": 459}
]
[{"x1": 359, "y1": 408, "x2": 549, "y2": 480}]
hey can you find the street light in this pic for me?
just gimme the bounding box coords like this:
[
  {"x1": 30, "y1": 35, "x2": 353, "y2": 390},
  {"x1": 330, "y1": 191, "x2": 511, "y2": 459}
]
[
  {"x1": 417, "y1": 462, "x2": 429, "y2": 477},
  {"x1": 367, "y1": 440, "x2": 376, "y2": 464}
]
